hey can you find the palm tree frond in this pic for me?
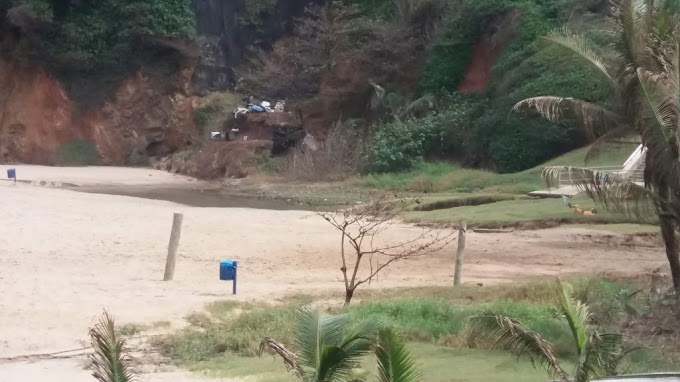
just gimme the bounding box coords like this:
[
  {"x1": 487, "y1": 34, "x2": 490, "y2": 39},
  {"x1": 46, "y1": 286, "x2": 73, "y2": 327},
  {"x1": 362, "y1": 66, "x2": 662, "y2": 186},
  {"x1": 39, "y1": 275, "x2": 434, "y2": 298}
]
[
  {"x1": 513, "y1": 97, "x2": 620, "y2": 138},
  {"x1": 544, "y1": 27, "x2": 616, "y2": 85},
  {"x1": 541, "y1": 166, "x2": 658, "y2": 221},
  {"x1": 611, "y1": 0, "x2": 648, "y2": 76},
  {"x1": 575, "y1": 332, "x2": 630, "y2": 382},
  {"x1": 555, "y1": 280, "x2": 591, "y2": 356},
  {"x1": 316, "y1": 315, "x2": 385, "y2": 382},
  {"x1": 638, "y1": 67, "x2": 676, "y2": 138},
  {"x1": 374, "y1": 329, "x2": 420, "y2": 382},
  {"x1": 295, "y1": 307, "x2": 348, "y2": 372},
  {"x1": 591, "y1": 333, "x2": 628, "y2": 377},
  {"x1": 259, "y1": 338, "x2": 304, "y2": 380},
  {"x1": 89, "y1": 311, "x2": 137, "y2": 382},
  {"x1": 574, "y1": 334, "x2": 598, "y2": 382},
  {"x1": 466, "y1": 314, "x2": 569, "y2": 382},
  {"x1": 585, "y1": 131, "x2": 639, "y2": 165}
]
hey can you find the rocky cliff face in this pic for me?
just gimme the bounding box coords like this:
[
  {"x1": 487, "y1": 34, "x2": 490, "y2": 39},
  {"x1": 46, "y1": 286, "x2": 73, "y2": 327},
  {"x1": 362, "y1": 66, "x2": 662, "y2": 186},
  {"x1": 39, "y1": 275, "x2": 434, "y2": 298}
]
[
  {"x1": 0, "y1": 0, "x2": 322, "y2": 165},
  {"x1": 0, "y1": 60, "x2": 198, "y2": 165},
  {"x1": 191, "y1": 0, "x2": 324, "y2": 94}
]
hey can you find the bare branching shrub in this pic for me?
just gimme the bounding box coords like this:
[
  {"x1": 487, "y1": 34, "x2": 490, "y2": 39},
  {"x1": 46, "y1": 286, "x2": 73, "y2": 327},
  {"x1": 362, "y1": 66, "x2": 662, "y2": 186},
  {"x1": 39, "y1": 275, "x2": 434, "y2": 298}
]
[
  {"x1": 316, "y1": 194, "x2": 456, "y2": 306},
  {"x1": 237, "y1": 2, "x2": 426, "y2": 122},
  {"x1": 286, "y1": 126, "x2": 368, "y2": 181},
  {"x1": 237, "y1": 4, "x2": 361, "y2": 100}
]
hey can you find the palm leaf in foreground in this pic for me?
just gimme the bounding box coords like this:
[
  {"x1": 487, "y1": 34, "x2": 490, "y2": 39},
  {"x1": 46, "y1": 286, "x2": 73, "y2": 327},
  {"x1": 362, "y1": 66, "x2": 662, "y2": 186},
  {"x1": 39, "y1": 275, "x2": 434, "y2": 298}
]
[
  {"x1": 295, "y1": 307, "x2": 373, "y2": 382},
  {"x1": 541, "y1": 166, "x2": 658, "y2": 221},
  {"x1": 262, "y1": 307, "x2": 385, "y2": 382},
  {"x1": 466, "y1": 314, "x2": 569, "y2": 382},
  {"x1": 320, "y1": 318, "x2": 385, "y2": 382},
  {"x1": 89, "y1": 311, "x2": 137, "y2": 382},
  {"x1": 574, "y1": 332, "x2": 631, "y2": 382},
  {"x1": 556, "y1": 280, "x2": 590, "y2": 356},
  {"x1": 260, "y1": 337, "x2": 304, "y2": 380},
  {"x1": 542, "y1": 27, "x2": 616, "y2": 85},
  {"x1": 374, "y1": 329, "x2": 420, "y2": 382},
  {"x1": 513, "y1": 96, "x2": 620, "y2": 139}
]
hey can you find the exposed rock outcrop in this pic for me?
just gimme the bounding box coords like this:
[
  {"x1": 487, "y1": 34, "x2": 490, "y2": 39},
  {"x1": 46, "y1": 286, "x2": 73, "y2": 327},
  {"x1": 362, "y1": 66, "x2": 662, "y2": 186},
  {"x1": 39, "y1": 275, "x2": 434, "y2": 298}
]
[
  {"x1": 190, "y1": 0, "x2": 325, "y2": 94},
  {"x1": 153, "y1": 140, "x2": 273, "y2": 179},
  {"x1": 458, "y1": 9, "x2": 522, "y2": 93},
  {"x1": 0, "y1": 60, "x2": 199, "y2": 165},
  {"x1": 224, "y1": 111, "x2": 302, "y2": 141}
]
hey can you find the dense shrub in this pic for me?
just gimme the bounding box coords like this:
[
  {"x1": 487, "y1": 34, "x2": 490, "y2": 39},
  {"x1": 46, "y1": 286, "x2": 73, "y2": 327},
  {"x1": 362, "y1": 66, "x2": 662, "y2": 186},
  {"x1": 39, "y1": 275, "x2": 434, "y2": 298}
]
[
  {"x1": 286, "y1": 127, "x2": 368, "y2": 181},
  {"x1": 403, "y1": 0, "x2": 612, "y2": 173},
  {"x1": 2, "y1": 0, "x2": 196, "y2": 71},
  {"x1": 344, "y1": 0, "x2": 395, "y2": 19},
  {"x1": 420, "y1": 0, "x2": 557, "y2": 94},
  {"x1": 372, "y1": 119, "x2": 432, "y2": 173},
  {"x1": 55, "y1": 139, "x2": 100, "y2": 166},
  {"x1": 371, "y1": 94, "x2": 482, "y2": 172},
  {"x1": 193, "y1": 104, "x2": 219, "y2": 131},
  {"x1": 128, "y1": 151, "x2": 149, "y2": 167},
  {"x1": 478, "y1": 43, "x2": 610, "y2": 172}
]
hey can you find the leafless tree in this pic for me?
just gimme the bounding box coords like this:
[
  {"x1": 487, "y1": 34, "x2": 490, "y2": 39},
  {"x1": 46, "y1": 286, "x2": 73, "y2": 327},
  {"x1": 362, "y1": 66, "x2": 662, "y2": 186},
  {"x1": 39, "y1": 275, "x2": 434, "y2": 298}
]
[
  {"x1": 316, "y1": 194, "x2": 456, "y2": 306},
  {"x1": 285, "y1": 123, "x2": 368, "y2": 181},
  {"x1": 237, "y1": 3, "x2": 361, "y2": 100}
]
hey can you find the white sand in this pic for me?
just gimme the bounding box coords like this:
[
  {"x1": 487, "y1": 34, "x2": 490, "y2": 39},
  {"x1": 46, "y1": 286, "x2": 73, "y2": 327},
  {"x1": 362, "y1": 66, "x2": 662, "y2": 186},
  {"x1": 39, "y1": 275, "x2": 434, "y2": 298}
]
[
  {"x1": 0, "y1": 165, "x2": 202, "y2": 187},
  {"x1": 0, "y1": 167, "x2": 668, "y2": 381}
]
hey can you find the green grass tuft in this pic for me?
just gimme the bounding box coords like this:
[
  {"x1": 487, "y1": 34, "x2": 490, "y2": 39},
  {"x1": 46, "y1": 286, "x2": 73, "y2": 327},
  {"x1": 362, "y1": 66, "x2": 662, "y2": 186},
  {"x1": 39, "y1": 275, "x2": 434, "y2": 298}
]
[{"x1": 55, "y1": 139, "x2": 100, "y2": 166}]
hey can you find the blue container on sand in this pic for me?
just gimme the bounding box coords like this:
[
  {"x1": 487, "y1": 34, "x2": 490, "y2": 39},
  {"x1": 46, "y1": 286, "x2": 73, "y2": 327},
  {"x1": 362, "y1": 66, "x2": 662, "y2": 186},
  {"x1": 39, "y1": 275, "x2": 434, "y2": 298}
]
[{"x1": 220, "y1": 260, "x2": 238, "y2": 294}]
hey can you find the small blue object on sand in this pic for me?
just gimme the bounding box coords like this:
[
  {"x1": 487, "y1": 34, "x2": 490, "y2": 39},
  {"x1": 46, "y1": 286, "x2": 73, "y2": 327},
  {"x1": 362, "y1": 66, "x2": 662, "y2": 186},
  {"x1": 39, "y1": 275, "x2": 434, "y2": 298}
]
[
  {"x1": 220, "y1": 260, "x2": 238, "y2": 295},
  {"x1": 7, "y1": 169, "x2": 16, "y2": 182}
]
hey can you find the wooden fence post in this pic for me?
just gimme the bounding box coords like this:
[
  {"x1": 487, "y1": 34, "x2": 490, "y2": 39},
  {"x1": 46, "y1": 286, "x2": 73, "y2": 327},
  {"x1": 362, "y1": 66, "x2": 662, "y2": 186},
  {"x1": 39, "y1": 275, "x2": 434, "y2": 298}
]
[
  {"x1": 454, "y1": 222, "x2": 467, "y2": 286},
  {"x1": 163, "y1": 213, "x2": 184, "y2": 281}
]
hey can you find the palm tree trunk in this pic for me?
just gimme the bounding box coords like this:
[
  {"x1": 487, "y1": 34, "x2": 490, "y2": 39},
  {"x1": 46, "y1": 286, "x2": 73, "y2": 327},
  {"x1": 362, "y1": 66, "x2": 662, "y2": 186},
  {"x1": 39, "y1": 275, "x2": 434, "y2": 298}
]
[{"x1": 659, "y1": 214, "x2": 680, "y2": 296}]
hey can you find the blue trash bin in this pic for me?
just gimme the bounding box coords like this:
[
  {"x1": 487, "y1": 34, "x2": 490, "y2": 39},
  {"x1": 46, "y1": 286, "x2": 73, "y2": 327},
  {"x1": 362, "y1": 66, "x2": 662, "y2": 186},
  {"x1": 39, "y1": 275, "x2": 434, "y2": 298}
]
[
  {"x1": 219, "y1": 260, "x2": 238, "y2": 294},
  {"x1": 7, "y1": 169, "x2": 16, "y2": 180}
]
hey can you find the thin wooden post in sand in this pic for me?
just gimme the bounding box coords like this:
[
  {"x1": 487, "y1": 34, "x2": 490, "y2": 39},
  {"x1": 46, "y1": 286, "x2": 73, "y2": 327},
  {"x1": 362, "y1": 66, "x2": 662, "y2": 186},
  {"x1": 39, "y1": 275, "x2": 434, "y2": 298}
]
[
  {"x1": 163, "y1": 213, "x2": 184, "y2": 281},
  {"x1": 453, "y1": 222, "x2": 467, "y2": 286}
]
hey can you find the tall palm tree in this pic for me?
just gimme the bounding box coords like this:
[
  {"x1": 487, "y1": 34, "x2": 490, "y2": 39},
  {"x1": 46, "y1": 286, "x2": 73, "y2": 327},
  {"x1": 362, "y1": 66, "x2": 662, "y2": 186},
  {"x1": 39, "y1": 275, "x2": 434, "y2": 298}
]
[
  {"x1": 513, "y1": 0, "x2": 680, "y2": 295},
  {"x1": 467, "y1": 280, "x2": 632, "y2": 382},
  {"x1": 260, "y1": 307, "x2": 420, "y2": 382},
  {"x1": 89, "y1": 311, "x2": 137, "y2": 382}
]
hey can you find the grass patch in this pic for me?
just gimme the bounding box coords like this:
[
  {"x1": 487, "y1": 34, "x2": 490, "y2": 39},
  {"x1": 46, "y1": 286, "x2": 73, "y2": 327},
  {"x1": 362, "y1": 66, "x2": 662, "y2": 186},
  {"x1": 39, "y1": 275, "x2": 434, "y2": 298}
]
[
  {"x1": 357, "y1": 143, "x2": 638, "y2": 195},
  {"x1": 399, "y1": 344, "x2": 551, "y2": 382},
  {"x1": 194, "y1": 91, "x2": 242, "y2": 135},
  {"x1": 156, "y1": 278, "x2": 676, "y2": 381},
  {"x1": 183, "y1": 355, "x2": 289, "y2": 382},
  {"x1": 157, "y1": 303, "x2": 301, "y2": 360},
  {"x1": 55, "y1": 139, "x2": 100, "y2": 166},
  {"x1": 118, "y1": 323, "x2": 147, "y2": 336},
  {"x1": 411, "y1": 193, "x2": 530, "y2": 211},
  {"x1": 221, "y1": 145, "x2": 646, "y2": 229},
  {"x1": 349, "y1": 299, "x2": 569, "y2": 353},
  {"x1": 158, "y1": 279, "x2": 639, "y2": 364},
  {"x1": 181, "y1": 344, "x2": 553, "y2": 382},
  {"x1": 185, "y1": 312, "x2": 213, "y2": 328},
  {"x1": 152, "y1": 320, "x2": 172, "y2": 328},
  {"x1": 404, "y1": 197, "x2": 648, "y2": 227}
]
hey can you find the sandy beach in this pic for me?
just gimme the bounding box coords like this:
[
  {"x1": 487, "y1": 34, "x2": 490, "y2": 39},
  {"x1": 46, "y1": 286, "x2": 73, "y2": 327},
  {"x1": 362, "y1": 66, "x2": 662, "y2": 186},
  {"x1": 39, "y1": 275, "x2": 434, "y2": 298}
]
[{"x1": 0, "y1": 166, "x2": 668, "y2": 381}]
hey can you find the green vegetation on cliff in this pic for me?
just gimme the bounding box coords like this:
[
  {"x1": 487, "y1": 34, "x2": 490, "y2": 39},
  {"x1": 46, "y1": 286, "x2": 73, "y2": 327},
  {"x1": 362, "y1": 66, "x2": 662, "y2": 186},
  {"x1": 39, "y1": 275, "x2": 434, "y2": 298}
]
[
  {"x1": 242, "y1": 0, "x2": 614, "y2": 175},
  {"x1": 386, "y1": 0, "x2": 610, "y2": 173},
  {"x1": 0, "y1": 0, "x2": 196, "y2": 107},
  {"x1": 1, "y1": 0, "x2": 195, "y2": 70}
]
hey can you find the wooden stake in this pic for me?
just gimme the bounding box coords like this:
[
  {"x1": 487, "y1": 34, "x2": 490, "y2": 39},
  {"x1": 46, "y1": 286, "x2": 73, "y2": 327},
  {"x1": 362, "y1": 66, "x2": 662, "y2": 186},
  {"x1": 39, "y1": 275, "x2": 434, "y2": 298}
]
[
  {"x1": 163, "y1": 213, "x2": 184, "y2": 281},
  {"x1": 454, "y1": 222, "x2": 467, "y2": 286}
]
